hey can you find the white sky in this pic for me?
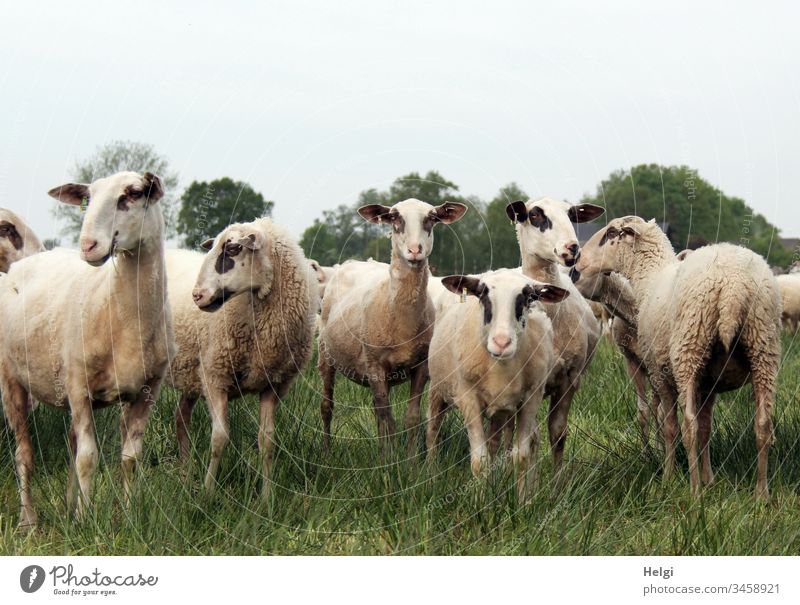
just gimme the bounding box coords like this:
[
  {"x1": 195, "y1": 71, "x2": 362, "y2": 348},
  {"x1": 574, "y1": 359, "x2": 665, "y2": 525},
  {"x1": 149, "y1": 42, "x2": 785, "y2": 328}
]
[{"x1": 1, "y1": 0, "x2": 798, "y2": 243}]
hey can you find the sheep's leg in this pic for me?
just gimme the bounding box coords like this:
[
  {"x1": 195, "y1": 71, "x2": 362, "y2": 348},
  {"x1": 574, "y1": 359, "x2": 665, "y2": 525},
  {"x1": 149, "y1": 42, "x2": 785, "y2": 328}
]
[
  {"x1": 70, "y1": 396, "x2": 98, "y2": 518},
  {"x1": 751, "y1": 364, "x2": 777, "y2": 500},
  {"x1": 120, "y1": 379, "x2": 159, "y2": 504},
  {"x1": 697, "y1": 392, "x2": 716, "y2": 486},
  {"x1": 679, "y1": 380, "x2": 701, "y2": 497},
  {"x1": 66, "y1": 424, "x2": 79, "y2": 514},
  {"x1": 319, "y1": 351, "x2": 336, "y2": 451},
  {"x1": 2, "y1": 379, "x2": 36, "y2": 528},
  {"x1": 488, "y1": 411, "x2": 513, "y2": 459},
  {"x1": 547, "y1": 381, "x2": 576, "y2": 490},
  {"x1": 175, "y1": 392, "x2": 199, "y2": 463},
  {"x1": 514, "y1": 389, "x2": 542, "y2": 503},
  {"x1": 368, "y1": 373, "x2": 396, "y2": 444},
  {"x1": 404, "y1": 361, "x2": 429, "y2": 457},
  {"x1": 659, "y1": 390, "x2": 679, "y2": 481},
  {"x1": 203, "y1": 387, "x2": 230, "y2": 495},
  {"x1": 460, "y1": 394, "x2": 488, "y2": 476},
  {"x1": 425, "y1": 389, "x2": 448, "y2": 461},
  {"x1": 625, "y1": 357, "x2": 651, "y2": 451},
  {"x1": 258, "y1": 383, "x2": 288, "y2": 502}
]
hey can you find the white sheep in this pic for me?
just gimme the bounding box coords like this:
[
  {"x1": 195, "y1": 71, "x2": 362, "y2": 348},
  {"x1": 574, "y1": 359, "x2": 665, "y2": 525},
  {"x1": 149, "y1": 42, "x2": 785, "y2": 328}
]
[
  {"x1": 0, "y1": 171, "x2": 173, "y2": 527},
  {"x1": 167, "y1": 217, "x2": 317, "y2": 499},
  {"x1": 776, "y1": 273, "x2": 800, "y2": 333},
  {"x1": 505, "y1": 197, "x2": 605, "y2": 482},
  {"x1": 318, "y1": 199, "x2": 467, "y2": 450},
  {"x1": 0, "y1": 208, "x2": 44, "y2": 272},
  {"x1": 576, "y1": 216, "x2": 782, "y2": 498},
  {"x1": 426, "y1": 269, "x2": 569, "y2": 501}
]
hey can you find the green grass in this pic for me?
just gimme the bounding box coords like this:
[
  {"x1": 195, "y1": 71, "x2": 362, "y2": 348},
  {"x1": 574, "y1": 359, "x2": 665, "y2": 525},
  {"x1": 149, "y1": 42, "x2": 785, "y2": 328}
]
[{"x1": 2, "y1": 334, "x2": 800, "y2": 555}]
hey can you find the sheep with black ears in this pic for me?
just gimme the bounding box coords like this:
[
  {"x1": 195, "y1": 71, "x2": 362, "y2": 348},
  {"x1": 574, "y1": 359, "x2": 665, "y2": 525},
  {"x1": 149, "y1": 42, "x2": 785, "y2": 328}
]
[
  {"x1": 318, "y1": 199, "x2": 467, "y2": 450},
  {"x1": 505, "y1": 197, "x2": 604, "y2": 483},
  {"x1": 168, "y1": 217, "x2": 317, "y2": 500},
  {"x1": 0, "y1": 171, "x2": 173, "y2": 527},
  {"x1": 575, "y1": 216, "x2": 782, "y2": 498},
  {"x1": 426, "y1": 269, "x2": 569, "y2": 501}
]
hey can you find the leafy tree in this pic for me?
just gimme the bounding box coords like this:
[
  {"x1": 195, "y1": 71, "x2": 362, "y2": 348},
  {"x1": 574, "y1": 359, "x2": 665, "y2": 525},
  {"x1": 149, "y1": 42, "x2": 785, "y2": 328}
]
[
  {"x1": 484, "y1": 182, "x2": 527, "y2": 269},
  {"x1": 582, "y1": 164, "x2": 792, "y2": 266},
  {"x1": 176, "y1": 177, "x2": 274, "y2": 249},
  {"x1": 51, "y1": 141, "x2": 179, "y2": 243}
]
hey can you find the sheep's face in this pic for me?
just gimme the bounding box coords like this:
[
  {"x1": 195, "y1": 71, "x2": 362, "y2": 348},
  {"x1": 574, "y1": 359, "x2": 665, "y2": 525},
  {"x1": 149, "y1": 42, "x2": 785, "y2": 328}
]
[
  {"x1": 48, "y1": 171, "x2": 164, "y2": 267},
  {"x1": 192, "y1": 223, "x2": 271, "y2": 311},
  {"x1": 358, "y1": 199, "x2": 468, "y2": 268},
  {"x1": 574, "y1": 216, "x2": 644, "y2": 278},
  {"x1": 0, "y1": 218, "x2": 26, "y2": 272},
  {"x1": 442, "y1": 269, "x2": 569, "y2": 359},
  {"x1": 506, "y1": 197, "x2": 604, "y2": 268}
]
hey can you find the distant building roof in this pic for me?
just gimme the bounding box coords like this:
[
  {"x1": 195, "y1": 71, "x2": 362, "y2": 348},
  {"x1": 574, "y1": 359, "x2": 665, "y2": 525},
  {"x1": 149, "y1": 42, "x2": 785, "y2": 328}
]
[{"x1": 780, "y1": 237, "x2": 800, "y2": 252}]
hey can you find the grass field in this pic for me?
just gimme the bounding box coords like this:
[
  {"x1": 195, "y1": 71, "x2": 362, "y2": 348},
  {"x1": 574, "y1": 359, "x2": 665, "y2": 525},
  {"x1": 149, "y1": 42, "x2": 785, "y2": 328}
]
[{"x1": 2, "y1": 333, "x2": 800, "y2": 555}]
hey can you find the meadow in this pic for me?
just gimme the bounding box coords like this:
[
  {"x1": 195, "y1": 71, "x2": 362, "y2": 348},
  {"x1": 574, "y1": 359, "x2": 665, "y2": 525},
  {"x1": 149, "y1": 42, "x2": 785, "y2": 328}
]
[{"x1": 2, "y1": 333, "x2": 800, "y2": 555}]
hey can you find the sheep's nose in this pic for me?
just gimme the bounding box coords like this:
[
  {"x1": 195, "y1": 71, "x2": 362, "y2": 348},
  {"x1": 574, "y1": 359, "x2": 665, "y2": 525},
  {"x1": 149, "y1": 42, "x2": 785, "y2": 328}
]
[
  {"x1": 492, "y1": 335, "x2": 512, "y2": 352},
  {"x1": 568, "y1": 243, "x2": 579, "y2": 256},
  {"x1": 192, "y1": 290, "x2": 204, "y2": 303},
  {"x1": 408, "y1": 244, "x2": 422, "y2": 254},
  {"x1": 81, "y1": 239, "x2": 98, "y2": 255}
]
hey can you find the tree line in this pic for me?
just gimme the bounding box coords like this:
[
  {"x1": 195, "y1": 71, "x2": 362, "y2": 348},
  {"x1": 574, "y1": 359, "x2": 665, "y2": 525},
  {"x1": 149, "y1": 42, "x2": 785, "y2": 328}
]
[{"x1": 52, "y1": 141, "x2": 794, "y2": 269}]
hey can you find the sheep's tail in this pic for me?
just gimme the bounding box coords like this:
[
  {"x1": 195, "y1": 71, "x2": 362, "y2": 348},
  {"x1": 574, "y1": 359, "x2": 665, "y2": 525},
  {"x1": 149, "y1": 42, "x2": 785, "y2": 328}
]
[{"x1": 715, "y1": 283, "x2": 750, "y2": 351}]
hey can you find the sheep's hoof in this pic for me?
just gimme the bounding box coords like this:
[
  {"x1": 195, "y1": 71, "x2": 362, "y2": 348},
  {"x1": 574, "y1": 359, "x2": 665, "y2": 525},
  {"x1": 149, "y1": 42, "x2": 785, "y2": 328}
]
[
  {"x1": 755, "y1": 485, "x2": 770, "y2": 502},
  {"x1": 17, "y1": 510, "x2": 37, "y2": 531}
]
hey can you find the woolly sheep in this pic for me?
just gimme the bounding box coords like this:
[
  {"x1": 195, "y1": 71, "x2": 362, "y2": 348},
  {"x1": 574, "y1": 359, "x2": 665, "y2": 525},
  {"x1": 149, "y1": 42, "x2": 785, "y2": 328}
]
[
  {"x1": 318, "y1": 199, "x2": 467, "y2": 449},
  {"x1": 168, "y1": 217, "x2": 317, "y2": 499},
  {"x1": 426, "y1": 270, "x2": 569, "y2": 501},
  {"x1": 0, "y1": 171, "x2": 173, "y2": 527},
  {"x1": 505, "y1": 197, "x2": 604, "y2": 482},
  {"x1": 576, "y1": 216, "x2": 782, "y2": 498},
  {"x1": 776, "y1": 273, "x2": 800, "y2": 333}
]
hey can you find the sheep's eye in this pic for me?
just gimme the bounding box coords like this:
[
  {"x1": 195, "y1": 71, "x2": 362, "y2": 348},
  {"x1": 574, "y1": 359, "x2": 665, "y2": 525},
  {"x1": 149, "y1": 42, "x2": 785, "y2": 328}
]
[
  {"x1": 117, "y1": 196, "x2": 129, "y2": 211},
  {"x1": 224, "y1": 242, "x2": 243, "y2": 256},
  {"x1": 606, "y1": 227, "x2": 618, "y2": 238}
]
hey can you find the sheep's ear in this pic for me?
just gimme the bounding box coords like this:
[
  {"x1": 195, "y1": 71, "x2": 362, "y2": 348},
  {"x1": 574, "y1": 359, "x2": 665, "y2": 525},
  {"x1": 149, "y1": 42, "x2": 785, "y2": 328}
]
[
  {"x1": 676, "y1": 249, "x2": 692, "y2": 261},
  {"x1": 142, "y1": 172, "x2": 164, "y2": 202},
  {"x1": 505, "y1": 201, "x2": 528, "y2": 223},
  {"x1": 358, "y1": 204, "x2": 395, "y2": 224},
  {"x1": 238, "y1": 233, "x2": 261, "y2": 250},
  {"x1": 200, "y1": 238, "x2": 215, "y2": 251},
  {"x1": 441, "y1": 275, "x2": 483, "y2": 297},
  {"x1": 568, "y1": 203, "x2": 605, "y2": 224},
  {"x1": 526, "y1": 284, "x2": 570, "y2": 304},
  {"x1": 48, "y1": 183, "x2": 90, "y2": 206},
  {"x1": 432, "y1": 202, "x2": 468, "y2": 224}
]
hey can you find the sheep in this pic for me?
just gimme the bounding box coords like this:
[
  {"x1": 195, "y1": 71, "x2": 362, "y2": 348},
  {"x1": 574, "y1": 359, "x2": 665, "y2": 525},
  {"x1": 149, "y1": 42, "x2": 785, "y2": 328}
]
[
  {"x1": 505, "y1": 197, "x2": 605, "y2": 482},
  {"x1": 308, "y1": 259, "x2": 336, "y2": 312},
  {"x1": 0, "y1": 171, "x2": 173, "y2": 527},
  {"x1": 168, "y1": 217, "x2": 317, "y2": 499},
  {"x1": 318, "y1": 199, "x2": 467, "y2": 450},
  {"x1": 776, "y1": 273, "x2": 800, "y2": 333},
  {"x1": 426, "y1": 269, "x2": 569, "y2": 501},
  {"x1": 575, "y1": 216, "x2": 782, "y2": 498},
  {"x1": 575, "y1": 272, "x2": 658, "y2": 451},
  {"x1": 0, "y1": 208, "x2": 44, "y2": 272}
]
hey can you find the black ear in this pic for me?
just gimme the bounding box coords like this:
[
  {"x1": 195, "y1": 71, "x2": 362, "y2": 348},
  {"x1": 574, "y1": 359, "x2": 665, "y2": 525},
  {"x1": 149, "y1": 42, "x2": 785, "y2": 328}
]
[
  {"x1": 142, "y1": 172, "x2": 164, "y2": 202},
  {"x1": 201, "y1": 238, "x2": 215, "y2": 251},
  {"x1": 0, "y1": 221, "x2": 23, "y2": 250},
  {"x1": 48, "y1": 183, "x2": 90, "y2": 206},
  {"x1": 505, "y1": 201, "x2": 529, "y2": 223},
  {"x1": 357, "y1": 204, "x2": 395, "y2": 224},
  {"x1": 568, "y1": 203, "x2": 605, "y2": 224},
  {"x1": 432, "y1": 202, "x2": 468, "y2": 224},
  {"x1": 526, "y1": 284, "x2": 570, "y2": 304},
  {"x1": 441, "y1": 275, "x2": 483, "y2": 298}
]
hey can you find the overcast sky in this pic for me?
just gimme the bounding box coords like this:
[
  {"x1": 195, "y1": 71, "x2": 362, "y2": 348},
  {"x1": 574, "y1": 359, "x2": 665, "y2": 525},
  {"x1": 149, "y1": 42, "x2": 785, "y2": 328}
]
[{"x1": 1, "y1": 1, "x2": 798, "y2": 244}]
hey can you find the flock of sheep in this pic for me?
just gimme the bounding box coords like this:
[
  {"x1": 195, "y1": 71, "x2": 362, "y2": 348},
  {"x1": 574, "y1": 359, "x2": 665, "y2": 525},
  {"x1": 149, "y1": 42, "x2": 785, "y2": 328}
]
[{"x1": 0, "y1": 170, "x2": 792, "y2": 530}]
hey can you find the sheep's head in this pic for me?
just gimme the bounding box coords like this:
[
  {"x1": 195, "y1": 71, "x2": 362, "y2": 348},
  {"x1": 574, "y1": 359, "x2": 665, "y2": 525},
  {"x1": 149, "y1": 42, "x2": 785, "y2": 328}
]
[
  {"x1": 308, "y1": 259, "x2": 333, "y2": 299},
  {"x1": 0, "y1": 209, "x2": 39, "y2": 272},
  {"x1": 358, "y1": 198, "x2": 468, "y2": 268},
  {"x1": 441, "y1": 269, "x2": 569, "y2": 359},
  {"x1": 574, "y1": 216, "x2": 650, "y2": 279},
  {"x1": 506, "y1": 197, "x2": 604, "y2": 268},
  {"x1": 192, "y1": 221, "x2": 272, "y2": 311},
  {"x1": 48, "y1": 171, "x2": 164, "y2": 267}
]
